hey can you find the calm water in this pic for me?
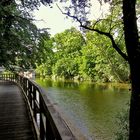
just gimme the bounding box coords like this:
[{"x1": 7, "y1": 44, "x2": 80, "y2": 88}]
[{"x1": 36, "y1": 79, "x2": 130, "y2": 140}]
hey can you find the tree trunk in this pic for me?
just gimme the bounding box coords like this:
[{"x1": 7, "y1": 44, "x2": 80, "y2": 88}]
[{"x1": 123, "y1": 0, "x2": 140, "y2": 139}]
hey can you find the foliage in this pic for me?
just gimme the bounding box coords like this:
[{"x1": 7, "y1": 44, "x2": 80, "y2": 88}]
[
  {"x1": 86, "y1": 27, "x2": 129, "y2": 82},
  {"x1": 115, "y1": 108, "x2": 129, "y2": 140},
  {"x1": 35, "y1": 32, "x2": 55, "y2": 77},
  {"x1": 51, "y1": 28, "x2": 85, "y2": 79},
  {"x1": 53, "y1": 58, "x2": 79, "y2": 79},
  {"x1": 36, "y1": 26, "x2": 129, "y2": 82},
  {"x1": 0, "y1": 0, "x2": 45, "y2": 70}
]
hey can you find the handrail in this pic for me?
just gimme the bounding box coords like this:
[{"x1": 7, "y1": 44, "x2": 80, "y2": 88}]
[
  {"x1": 0, "y1": 74, "x2": 76, "y2": 140},
  {"x1": 0, "y1": 74, "x2": 16, "y2": 82}
]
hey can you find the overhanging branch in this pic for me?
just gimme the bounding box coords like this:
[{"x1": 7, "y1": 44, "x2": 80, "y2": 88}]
[
  {"x1": 56, "y1": 4, "x2": 129, "y2": 62},
  {"x1": 81, "y1": 24, "x2": 128, "y2": 61}
]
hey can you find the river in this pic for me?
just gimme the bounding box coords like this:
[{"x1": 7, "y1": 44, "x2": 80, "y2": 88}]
[{"x1": 36, "y1": 79, "x2": 130, "y2": 140}]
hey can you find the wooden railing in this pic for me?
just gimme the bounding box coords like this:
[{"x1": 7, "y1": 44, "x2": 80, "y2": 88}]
[
  {"x1": 0, "y1": 74, "x2": 76, "y2": 140},
  {"x1": 0, "y1": 74, "x2": 16, "y2": 82}
]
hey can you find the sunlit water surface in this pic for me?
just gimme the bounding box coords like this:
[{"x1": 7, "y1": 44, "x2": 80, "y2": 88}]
[{"x1": 36, "y1": 79, "x2": 130, "y2": 140}]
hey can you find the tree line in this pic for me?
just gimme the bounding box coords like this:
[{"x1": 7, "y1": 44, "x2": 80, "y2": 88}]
[{"x1": 36, "y1": 27, "x2": 129, "y2": 83}]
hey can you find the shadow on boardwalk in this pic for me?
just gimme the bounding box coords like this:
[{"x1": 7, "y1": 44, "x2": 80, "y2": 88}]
[{"x1": 0, "y1": 81, "x2": 35, "y2": 140}]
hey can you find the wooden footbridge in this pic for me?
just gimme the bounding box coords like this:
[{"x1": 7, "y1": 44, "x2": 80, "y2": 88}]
[{"x1": 0, "y1": 74, "x2": 76, "y2": 140}]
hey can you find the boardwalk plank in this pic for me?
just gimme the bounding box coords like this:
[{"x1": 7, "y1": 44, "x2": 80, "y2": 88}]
[{"x1": 0, "y1": 82, "x2": 35, "y2": 140}]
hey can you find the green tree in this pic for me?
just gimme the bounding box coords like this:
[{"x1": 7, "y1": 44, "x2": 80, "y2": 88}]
[
  {"x1": 36, "y1": 32, "x2": 55, "y2": 76},
  {"x1": 85, "y1": 27, "x2": 129, "y2": 82},
  {"x1": 53, "y1": 58, "x2": 79, "y2": 79},
  {"x1": 52, "y1": 27, "x2": 86, "y2": 79},
  {"x1": 79, "y1": 44, "x2": 97, "y2": 81},
  {"x1": 0, "y1": 0, "x2": 42, "y2": 70}
]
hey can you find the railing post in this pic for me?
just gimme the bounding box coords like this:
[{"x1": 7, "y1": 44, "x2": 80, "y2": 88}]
[
  {"x1": 40, "y1": 95, "x2": 44, "y2": 140},
  {"x1": 39, "y1": 96, "x2": 55, "y2": 140},
  {"x1": 33, "y1": 87, "x2": 37, "y2": 122},
  {"x1": 28, "y1": 82, "x2": 32, "y2": 108},
  {"x1": 23, "y1": 78, "x2": 28, "y2": 96},
  {"x1": 40, "y1": 113, "x2": 45, "y2": 140},
  {"x1": 45, "y1": 114, "x2": 56, "y2": 139}
]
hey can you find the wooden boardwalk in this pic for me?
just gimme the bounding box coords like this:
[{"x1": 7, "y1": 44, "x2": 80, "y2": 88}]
[{"x1": 0, "y1": 81, "x2": 35, "y2": 140}]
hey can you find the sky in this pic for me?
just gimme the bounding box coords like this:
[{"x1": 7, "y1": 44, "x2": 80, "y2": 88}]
[
  {"x1": 33, "y1": 0, "x2": 109, "y2": 36},
  {"x1": 34, "y1": 4, "x2": 79, "y2": 35}
]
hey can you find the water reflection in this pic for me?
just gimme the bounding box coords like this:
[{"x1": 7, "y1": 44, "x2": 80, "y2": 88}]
[{"x1": 36, "y1": 79, "x2": 130, "y2": 140}]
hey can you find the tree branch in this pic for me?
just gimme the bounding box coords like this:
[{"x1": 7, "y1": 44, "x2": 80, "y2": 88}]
[
  {"x1": 56, "y1": 3, "x2": 129, "y2": 61},
  {"x1": 81, "y1": 24, "x2": 128, "y2": 61}
]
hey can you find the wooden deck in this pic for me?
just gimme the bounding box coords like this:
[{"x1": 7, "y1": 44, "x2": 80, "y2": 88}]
[{"x1": 0, "y1": 81, "x2": 35, "y2": 140}]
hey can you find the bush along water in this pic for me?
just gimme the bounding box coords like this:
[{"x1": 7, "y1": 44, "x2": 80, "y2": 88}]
[{"x1": 115, "y1": 107, "x2": 129, "y2": 140}]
